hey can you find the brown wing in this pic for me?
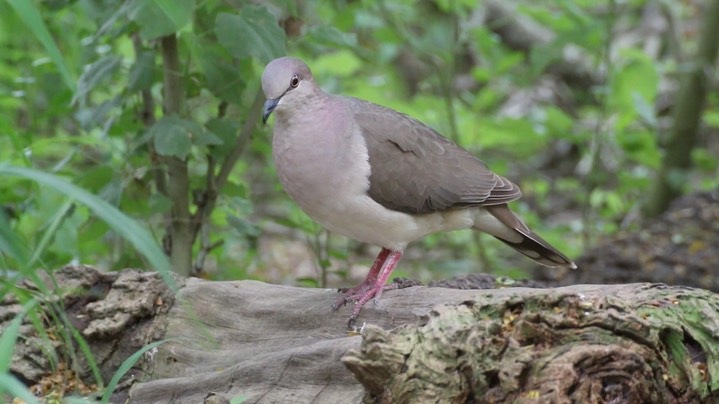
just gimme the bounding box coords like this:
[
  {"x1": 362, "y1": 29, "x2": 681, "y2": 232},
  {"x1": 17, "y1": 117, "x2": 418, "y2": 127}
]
[{"x1": 351, "y1": 98, "x2": 522, "y2": 215}]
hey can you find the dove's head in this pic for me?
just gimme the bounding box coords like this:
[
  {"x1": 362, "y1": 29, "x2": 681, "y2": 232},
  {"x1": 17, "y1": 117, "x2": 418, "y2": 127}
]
[{"x1": 261, "y1": 57, "x2": 316, "y2": 124}]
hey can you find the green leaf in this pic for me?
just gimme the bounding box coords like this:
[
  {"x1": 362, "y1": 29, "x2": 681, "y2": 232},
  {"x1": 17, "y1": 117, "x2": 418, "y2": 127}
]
[
  {"x1": 101, "y1": 339, "x2": 170, "y2": 404},
  {"x1": 0, "y1": 165, "x2": 176, "y2": 291},
  {"x1": 543, "y1": 106, "x2": 574, "y2": 139},
  {"x1": 76, "y1": 166, "x2": 115, "y2": 191},
  {"x1": 150, "y1": 116, "x2": 198, "y2": 159},
  {"x1": 128, "y1": 51, "x2": 156, "y2": 92},
  {"x1": 215, "y1": 7, "x2": 286, "y2": 63},
  {"x1": 704, "y1": 110, "x2": 719, "y2": 129},
  {"x1": 313, "y1": 50, "x2": 362, "y2": 77},
  {"x1": 0, "y1": 211, "x2": 30, "y2": 266},
  {"x1": 205, "y1": 118, "x2": 239, "y2": 158},
  {"x1": 609, "y1": 50, "x2": 658, "y2": 130},
  {"x1": 192, "y1": 39, "x2": 247, "y2": 104},
  {"x1": 5, "y1": 0, "x2": 76, "y2": 91},
  {"x1": 227, "y1": 214, "x2": 260, "y2": 237},
  {"x1": 632, "y1": 92, "x2": 657, "y2": 128},
  {"x1": 692, "y1": 148, "x2": 718, "y2": 171},
  {"x1": 127, "y1": 0, "x2": 194, "y2": 40},
  {"x1": 72, "y1": 55, "x2": 122, "y2": 105},
  {"x1": 304, "y1": 25, "x2": 357, "y2": 48},
  {"x1": 148, "y1": 193, "x2": 173, "y2": 214},
  {"x1": 193, "y1": 130, "x2": 223, "y2": 147}
]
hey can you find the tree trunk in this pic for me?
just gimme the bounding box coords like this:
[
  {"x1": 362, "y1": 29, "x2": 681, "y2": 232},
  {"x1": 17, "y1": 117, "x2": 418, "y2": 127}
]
[
  {"x1": 7, "y1": 266, "x2": 719, "y2": 403},
  {"x1": 643, "y1": 0, "x2": 719, "y2": 217}
]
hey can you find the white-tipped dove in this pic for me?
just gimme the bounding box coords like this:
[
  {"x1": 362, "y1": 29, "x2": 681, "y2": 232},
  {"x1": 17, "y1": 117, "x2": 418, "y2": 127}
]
[{"x1": 261, "y1": 57, "x2": 576, "y2": 328}]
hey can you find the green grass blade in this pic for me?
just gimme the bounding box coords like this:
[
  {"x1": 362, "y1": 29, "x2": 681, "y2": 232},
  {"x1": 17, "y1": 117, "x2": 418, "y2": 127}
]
[
  {"x1": 0, "y1": 300, "x2": 36, "y2": 373},
  {"x1": 0, "y1": 373, "x2": 41, "y2": 404},
  {"x1": 5, "y1": 0, "x2": 76, "y2": 91},
  {"x1": 100, "y1": 339, "x2": 169, "y2": 404},
  {"x1": 0, "y1": 210, "x2": 30, "y2": 266},
  {"x1": 27, "y1": 200, "x2": 74, "y2": 268},
  {"x1": 0, "y1": 164, "x2": 176, "y2": 290},
  {"x1": 63, "y1": 397, "x2": 97, "y2": 403},
  {"x1": 68, "y1": 314, "x2": 104, "y2": 389}
]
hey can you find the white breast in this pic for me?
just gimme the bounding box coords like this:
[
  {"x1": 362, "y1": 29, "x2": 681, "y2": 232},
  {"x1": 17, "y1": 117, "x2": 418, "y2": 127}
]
[{"x1": 272, "y1": 102, "x2": 484, "y2": 250}]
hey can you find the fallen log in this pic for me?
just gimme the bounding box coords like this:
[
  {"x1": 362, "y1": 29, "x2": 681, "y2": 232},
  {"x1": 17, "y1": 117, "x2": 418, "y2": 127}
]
[
  {"x1": 7, "y1": 266, "x2": 719, "y2": 403},
  {"x1": 130, "y1": 277, "x2": 718, "y2": 403}
]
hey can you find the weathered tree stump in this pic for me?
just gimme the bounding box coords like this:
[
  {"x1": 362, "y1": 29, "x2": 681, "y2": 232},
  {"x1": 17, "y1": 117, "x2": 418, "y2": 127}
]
[{"x1": 7, "y1": 265, "x2": 719, "y2": 403}]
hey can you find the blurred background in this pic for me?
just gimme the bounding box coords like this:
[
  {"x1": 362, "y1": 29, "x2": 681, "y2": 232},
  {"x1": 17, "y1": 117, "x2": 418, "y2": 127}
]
[{"x1": 1, "y1": 0, "x2": 717, "y2": 289}]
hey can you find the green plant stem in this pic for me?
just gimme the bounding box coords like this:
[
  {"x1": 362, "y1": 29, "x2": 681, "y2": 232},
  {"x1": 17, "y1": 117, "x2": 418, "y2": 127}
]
[
  {"x1": 580, "y1": 0, "x2": 616, "y2": 248},
  {"x1": 215, "y1": 88, "x2": 264, "y2": 191},
  {"x1": 161, "y1": 34, "x2": 193, "y2": 276},
  {"x1": 133, "y1": 34, "x2": 167, "y2": 199},
  {"x1": 190, "y1": 88, "x2": 264, "y2": 243}
]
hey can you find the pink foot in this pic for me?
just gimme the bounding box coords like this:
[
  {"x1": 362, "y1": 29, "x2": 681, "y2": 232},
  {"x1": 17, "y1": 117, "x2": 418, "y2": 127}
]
[
  {"x1": 332, "y1": 249, "x2": 403, "y2": 329},
  {"x1": 332, "y1": 281, "x2": 396, "y2": 310}
]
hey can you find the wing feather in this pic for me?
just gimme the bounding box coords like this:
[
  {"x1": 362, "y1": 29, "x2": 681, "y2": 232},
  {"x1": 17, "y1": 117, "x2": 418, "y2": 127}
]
[{"x1": 350, "y1": 98, "x2": 522, "y2": 215}]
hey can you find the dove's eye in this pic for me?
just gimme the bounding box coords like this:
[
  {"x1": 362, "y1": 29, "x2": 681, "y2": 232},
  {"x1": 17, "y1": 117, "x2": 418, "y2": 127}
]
[{"x1": 290, "y1": 75, "x2": 300, "y2": 88}]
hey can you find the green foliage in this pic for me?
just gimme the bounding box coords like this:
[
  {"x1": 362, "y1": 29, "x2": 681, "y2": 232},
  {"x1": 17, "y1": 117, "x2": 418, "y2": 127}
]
[
  {"x1": 215, "y1": 7, "x2": 287, "y2": 63},
  {"x1": 5, "y1": 0, "x2": 75, "y2": 90},
  {"x1": 0, "y1": 164, "x2": 174, "y2": 288},
  {"x1": 0, "y1": 0, "x2": 717, "y2": 398},
  {"x1": 0, "y1": 0, "x2": 713, "y2": 282},
  {"x1": 127, "y1": 0, "x2": 194, "y2": 40}
]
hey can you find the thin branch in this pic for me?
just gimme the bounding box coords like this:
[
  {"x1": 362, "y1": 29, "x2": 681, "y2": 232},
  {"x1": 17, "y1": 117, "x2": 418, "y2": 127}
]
[
  {"x1": 132, "y1": 34, "x2": 167, "y2": 197},
  {"x1": 193, "y1": 222, "x2": 225, "y2": 276},
  {"x1": 216, "y1": 88, "x2": 265, "y2": 191},
  {"x1": 190, "y1": 88, "x2": 265, "y2": 241},
  {"x1": 579, "y1": 0, "x2": 617, "y2": 248}
]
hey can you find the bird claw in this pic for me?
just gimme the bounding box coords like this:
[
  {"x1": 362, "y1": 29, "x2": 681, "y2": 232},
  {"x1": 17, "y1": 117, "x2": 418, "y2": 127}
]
[
  {"x1": 335, "y1": 249, "x2": 403, "y2": 328},
  {"x1": 333, "y1": 281, "x2": 375, "y2": 310},
  {"x1": 335, "y1": 282, "x2": 400, "y2": 329},
  {"x1": 347, "y1": 315, "x2": 358, "y2": 330}
]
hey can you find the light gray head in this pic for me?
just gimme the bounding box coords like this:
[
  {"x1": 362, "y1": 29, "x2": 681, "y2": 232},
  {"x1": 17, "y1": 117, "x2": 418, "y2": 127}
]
[{"x1": 261, "y1": 57, "x2": 316, "y2": 124}]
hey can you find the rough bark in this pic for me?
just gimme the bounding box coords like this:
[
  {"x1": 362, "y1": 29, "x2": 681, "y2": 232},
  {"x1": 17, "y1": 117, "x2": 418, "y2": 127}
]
[
  {"x1": 7, "y1": 265, "x2": 719, "y2": 403},
  {"x1": 343, "y1": 284, "x2": 719, "y2": 403},
  {"x1": 5, "y1": 266, "x2": 179, "y2": 402}
]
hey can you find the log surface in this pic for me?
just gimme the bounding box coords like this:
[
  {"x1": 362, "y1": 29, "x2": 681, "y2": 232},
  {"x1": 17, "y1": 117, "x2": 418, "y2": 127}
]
[
  {"x1": 128, "y1": 279, "x2": 719, "y2": 403},
  {"x1": 7, "y1": 266, "x2": 718, "y2": 403}
]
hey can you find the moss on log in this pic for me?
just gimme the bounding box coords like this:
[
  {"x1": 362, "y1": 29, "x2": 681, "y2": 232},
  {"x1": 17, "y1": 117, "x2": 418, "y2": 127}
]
[{"x1": 343, "y1": 284, "x2": 719, "y2": 403}]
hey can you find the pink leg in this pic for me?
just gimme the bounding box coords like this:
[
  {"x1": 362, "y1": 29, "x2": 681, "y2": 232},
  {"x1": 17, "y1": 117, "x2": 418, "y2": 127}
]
[
  {"x1": 368, "y1": 251, "x2": 402, "y2": 303},
  {"x1": 347, "y1": 250, "x2": 403, "y2": 329},
  {"x1": 359, "y1": 248, "x2": 391, "y2": 284},
  {"x1": 332, "y1": 248, "x2": 391, "y2": 310}
]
